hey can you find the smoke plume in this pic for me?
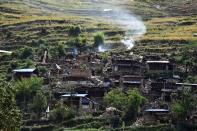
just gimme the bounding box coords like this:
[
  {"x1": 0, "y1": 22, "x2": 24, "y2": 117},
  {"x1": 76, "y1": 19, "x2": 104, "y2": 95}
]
[{"x1": 24, "y1": 0, "x2": 146, "y2": 51}]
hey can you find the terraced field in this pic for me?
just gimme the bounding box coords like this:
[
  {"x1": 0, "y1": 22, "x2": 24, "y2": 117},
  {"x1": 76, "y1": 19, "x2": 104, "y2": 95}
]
[{"x1": 0, "y1": 0, "x2": 197, "y2": 80}]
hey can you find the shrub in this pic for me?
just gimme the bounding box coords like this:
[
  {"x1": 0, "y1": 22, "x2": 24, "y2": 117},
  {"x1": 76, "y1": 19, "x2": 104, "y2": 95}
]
[
  {"x1": 69, "y1": 26, "x2": 81, "y2": 36},
  {"x1": 30, "y1": 91, "x2": 47, "y2": 118},
  {"x1": 37, "y1": 66, "x2": 48, "y2": 75},
  {"x1": 57, "y1": 43, "x2": 66, "y2": 56},
  {"x1": 49, "y1": 106, "x2": 76, "y2": 122},
  {"x1": 94, "y1": 32, "x2": 105, "y2": 47},
  {"x1": 20, "y1": 46, "x2": 33, "y2": 59}
]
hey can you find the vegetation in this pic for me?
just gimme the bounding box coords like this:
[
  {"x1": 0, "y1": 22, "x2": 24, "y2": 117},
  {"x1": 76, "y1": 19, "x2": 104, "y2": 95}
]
[
  {"x1": 123, "y1": 89, "x2": 147, "y2": 124},
  {"x1": 0, "y1": 82, "x2": 21, "y2": 130},
  {"x1": 49, "y1": 104, "x2": 76, "y2": 122},
  {"x1": 104, "y1": 88, "x2": 128, "y2": 110},
  {"x1": 94, "y1": 32, "x2": 105, "y2": 47},
  {"x1": 104, "y1": 88, "x2": 147, "y2": 124},
  {"x1": 15, "y1": 77, "x2": 43, "y2": 110},
  {"x1": 31, "y1": 90, "x2": 47, "y2": 119},
  {"x1": 69, "y1": 26, "x2": 81, "y2": 36},
  {"x1": 0, "y1": 0, "x2": 197, "y2": 130},
  {"x1": 172, "y1": 90, "x2": 196, "y2": 121}
]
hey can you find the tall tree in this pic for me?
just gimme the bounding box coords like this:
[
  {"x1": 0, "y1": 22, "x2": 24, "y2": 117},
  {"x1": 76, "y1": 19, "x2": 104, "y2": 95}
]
[
  {"x1": 104, "y1": 88, "x2": 127, "y2": 110},
  {"x1": 123, "y1": 89, "x2": 146, "y2": 124},
  {"x1": 172, "y1": 90, "x2": 196, "y2": 121},
  {"x1": 0, "y1": 82, "x2": 21, "y2": 130},
  {"x1": 31, "y1": 90, "x2": 47, "y2": 119},
  {"x1": 94, "y1": 32, "x2": 105, "y2": 47},
  {"x1": 15, "y1": 77, "x2": 43, "y2": 110}
]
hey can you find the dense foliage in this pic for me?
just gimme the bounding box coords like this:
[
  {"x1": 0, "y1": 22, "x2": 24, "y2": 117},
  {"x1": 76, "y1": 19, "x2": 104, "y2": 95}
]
[
  {"x1": 0, "y1": 82, "x2": 21, "y2": 130},
  {"x1": 15, "y1": 77, "x2": 44, "y2": 110},
  {"x1": 172, "y1": 90, "x2": 197, "y2": 121},
  {"x1": 104, "y1": 88, "x2": 147, "y2": 124},
  {"x1": 94, "y1": 32, "x2": 105, "y2": 47}
]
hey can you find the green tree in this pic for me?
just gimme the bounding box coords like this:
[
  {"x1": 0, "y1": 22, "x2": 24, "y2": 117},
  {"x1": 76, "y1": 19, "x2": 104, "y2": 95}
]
[
  {"x1": 0, "y1": 82, "x2": 21, "y2": 130},
  {"x1": 172, "y1": 90, "x2": 196, "y2": 121},
  {"x1": 94, "y1": 32, "x2": 105, "y2": 47},
  {"x1": 49, "y1": 104, "x2": 76, "y2": 122},
  {"x1": 104, "y1": 88, "x2": 127, "y2": 111},
  {"x1": 15, "y1": 77, "x2": 43, "y2": 110},
  {"x1": 57, "y1": 42, "x2": 66, "y2": 56},
  {"x1": 68, "y1": 26, "x2": 81, "y2": 36},
  {"x1": 20, "y1": 46, "x2": 33, "y2": 59},
  {"x1": 123, "y1": 89, "x2": 146, "y2": 124},
  {"x1": 31, "y1": 90, "x2": 47, "y2": 119}
]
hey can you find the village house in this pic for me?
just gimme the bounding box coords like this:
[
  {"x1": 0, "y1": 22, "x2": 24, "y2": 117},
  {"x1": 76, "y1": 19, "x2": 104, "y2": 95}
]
[
  {"x1": 61, "y1": 93, "x2": 100, "y2": 111},
  {"x1": 76, "y1": 53, "x2": 91, "y2": 65},
  {"x1": 75, "y1": 86, "x2": 105, "y2": 105},
  {"x1": 143, "y1": 108, "x2": 170, "y2": 124},
  {"x1": 150, "y1": 80, "x2": 177, "y2": 101},
  {"x1": 12, "y1": 68, "x2": 38, "y2": 80},
  {"x1": 146, "y1": 60, "x2": 174, "y2": 72},
  {"x1": 62, "y1": 68, "x2": 92, "y2": 86},
  {"x1": 122, "y1": 75, "x2": 144, "y2": 89},
  {"x1": 176, "y1": 83, "x2": 197, "y2": 92},
  {"x1": 111, "y1": 75, "x2": 144, "y2": 89},
  {"x1": 111, "y1": 56, "x2": 144, "y2": 76}
]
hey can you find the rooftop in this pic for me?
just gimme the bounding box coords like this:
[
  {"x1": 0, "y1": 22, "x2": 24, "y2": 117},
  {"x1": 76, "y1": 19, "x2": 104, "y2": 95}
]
[
  {"x1": 62, "y1": 93, "x2": 88, "y2": 97},
  {"x1": 13, "y1": 68, "x2": 36, "y2": 73},
  {"x1": 176, "y1": 83, "x2": 197, "y2": 86},
  {"x1": 145, "y1": 109, "x2": 169, "y2": 112},
  {"x1": 0, "y1": 50, "x2": 12, "y2": 54},
  {"x1": 146, "y1": 61, "x2": 169, "y2": 64}
]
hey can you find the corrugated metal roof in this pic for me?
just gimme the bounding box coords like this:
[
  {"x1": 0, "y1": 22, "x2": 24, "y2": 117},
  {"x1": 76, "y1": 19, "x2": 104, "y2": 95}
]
[
  {"x1": 176, "y1": 83, "x2": 197, "y2": 86},
  {"x1": 146, "y1": 61, "x2": 169, "y2": 64},
  {"x1": 145, "y1": 109, "x2": 169, "y2": 112},
  {"x1": 62, "y1": 94, "x2": 88, "y2": 97},
  {"x1": 0, "y1": 50, "x2": 12, "y2": 54},
  {"x1": 13, "y1": 69, "x2": 36, "y2": 73},
  {"x1": 123, "y1": 81, "x2": 141, "y2": 84}
]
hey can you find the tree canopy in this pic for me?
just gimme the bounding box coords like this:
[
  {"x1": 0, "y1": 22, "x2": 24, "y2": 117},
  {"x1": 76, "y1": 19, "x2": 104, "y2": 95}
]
[
  {"x1": 94, "y1": 32, "x2": 105, "y2": 47},
  {"x1": 104, "y1": 88, "x2": 146, "y2": 124},
  {"x1": 0, "y1": 82, "x2": 21, "y2": 130},
  {"x1": 15, "y1": 77, "x2": 43, "y2": 109},
  {"x1": 172, "y1": 90, "x2": 196, "y2": 121}
]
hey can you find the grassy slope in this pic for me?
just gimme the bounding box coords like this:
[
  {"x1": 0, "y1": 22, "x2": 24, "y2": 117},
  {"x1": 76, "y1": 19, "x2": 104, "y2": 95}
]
[{"x1": 0, "y1": 0, "x2": 197, "y2": 80}]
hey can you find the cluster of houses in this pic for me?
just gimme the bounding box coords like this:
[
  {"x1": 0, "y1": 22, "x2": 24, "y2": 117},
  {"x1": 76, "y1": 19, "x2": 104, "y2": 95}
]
[{"x1": 12, "y1": 48, "x2": 197, "y2": 123}]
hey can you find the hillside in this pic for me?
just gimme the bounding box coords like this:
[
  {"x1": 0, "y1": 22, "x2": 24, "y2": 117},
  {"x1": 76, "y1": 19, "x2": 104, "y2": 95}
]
[{"x1": 0, "y1": 1, "x2": 197, "y2": 130}]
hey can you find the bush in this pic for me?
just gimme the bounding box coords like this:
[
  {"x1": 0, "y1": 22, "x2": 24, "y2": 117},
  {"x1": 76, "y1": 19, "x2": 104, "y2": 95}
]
[
  {"x1": 37, "y1": 66, "x2": 48, "y2": 75},
  {"x1": 94, "y1": 32, "x2": 105, "y2": 47},
  {"x1": 20, "y1": 46, "x2": 33, "y2": 59},
  {"x1": 49, "y1": 106, "x2": 76, "y2": 122},
  {"x1": 30, "y1": 91, "x2": 47, "y2": 119},
  {"x1": 57, "y1": 43, "x2": 66, "y2": 56},
  {"x1": 69, "y1": 26, "x2": 81, "y2": 36}
]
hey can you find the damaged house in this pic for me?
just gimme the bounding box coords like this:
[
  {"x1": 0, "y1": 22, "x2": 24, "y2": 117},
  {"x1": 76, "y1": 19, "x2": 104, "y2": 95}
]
[
  {"x1": 111, "y1": 57, "x2": 144, "y2": 76},
  {"x1": 146, "y1": 60, "x2": 174, "y2": 72}
]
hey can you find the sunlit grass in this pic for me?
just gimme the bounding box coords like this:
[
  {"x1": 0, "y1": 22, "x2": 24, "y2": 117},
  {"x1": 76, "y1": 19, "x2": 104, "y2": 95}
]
[{"x1": 144, "y1": 16, "x2": 197, "y2": 41}]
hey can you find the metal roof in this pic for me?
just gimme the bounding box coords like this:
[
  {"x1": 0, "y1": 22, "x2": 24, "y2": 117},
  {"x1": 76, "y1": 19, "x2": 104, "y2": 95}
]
[
  {"x1": 145, "y1": 109, "x2": 169, "y2": 112},
  {"x1": 123, "y1": 81, "x2": 141, "y2": 84},
  {"x1": 62, "y1": 94, "x2": 88, "y2": 97},
  {"x1": 146, "y1": 61, "x2": 169, "y2": 64},
  {"x1": 0, "y1": 50, "x2": 12, "y2": 54},
  {"x1": 13, "y1": 68, "x2": 36, "y2": 73},
  {"x1": 176, "y1": 83, "x2": 197, "y2": 86}
]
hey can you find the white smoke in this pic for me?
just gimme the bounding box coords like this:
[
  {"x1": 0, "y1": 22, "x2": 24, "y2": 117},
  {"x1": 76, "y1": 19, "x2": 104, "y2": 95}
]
[
  {"x1": 101, "y1": 3, "x2": 146, "y2": 50},
  {"x1": 98, "y1": 44, "x2": 108, "y2": 52},
  {"x1": 24, "y1": 0, "x2": 146, "y2": 50}
]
